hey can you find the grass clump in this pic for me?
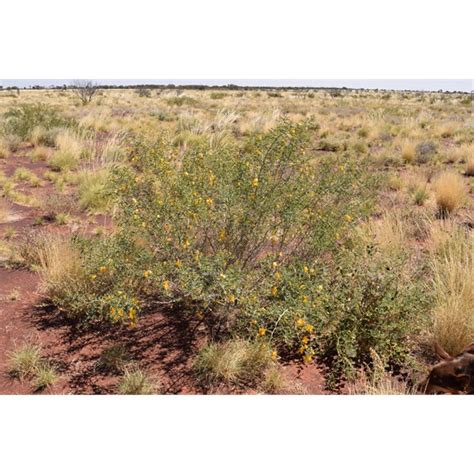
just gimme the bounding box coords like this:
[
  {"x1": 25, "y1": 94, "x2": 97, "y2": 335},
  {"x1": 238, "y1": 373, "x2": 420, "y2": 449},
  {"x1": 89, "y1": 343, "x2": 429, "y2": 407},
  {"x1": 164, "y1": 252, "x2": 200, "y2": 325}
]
[
  {"x1": 0, "y1": 139, "x2": 10, "y2": 159},
  {"x1": 117, "y1": 367, "x2": 156, "y2": 394},
  {"x1": 77, "y1": 169, "x2": 111, "y2": 213},
  {"x1": 8, "y1": 343, "x2": 42, "y2": 379},
  {"x1": 433, "y1": 171, "x2": 468, "y2": 216},
  {"x1": 430, "y1": 227, "x2": 473, "y2": 355},
  {"x1": 32, "y1": 363, "x2": 59, "y2": 391},
  {"x1": 194, "y1": 339, "x2": 274, "y2": 388},
  {"x1": 401, "y1": 142, "x2": 415, "y2": 164}
]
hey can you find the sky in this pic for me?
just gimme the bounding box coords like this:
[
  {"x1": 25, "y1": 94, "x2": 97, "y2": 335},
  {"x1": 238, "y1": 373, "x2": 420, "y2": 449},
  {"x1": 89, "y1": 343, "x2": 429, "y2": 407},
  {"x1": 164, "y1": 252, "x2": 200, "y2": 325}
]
[{"x1": 0, "y1": 79, "x2": 472, "y2": 92}]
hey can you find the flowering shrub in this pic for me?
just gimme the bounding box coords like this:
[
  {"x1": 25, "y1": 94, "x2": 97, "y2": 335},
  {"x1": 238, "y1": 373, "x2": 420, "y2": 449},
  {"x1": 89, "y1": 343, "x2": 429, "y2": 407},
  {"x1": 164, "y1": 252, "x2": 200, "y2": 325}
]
[
  {"x1": 105, "y1": 121, "x2": 376, "y2": 335},
  {"x1": 41, "y1": 120, "x2": 426, "y2": 382}
]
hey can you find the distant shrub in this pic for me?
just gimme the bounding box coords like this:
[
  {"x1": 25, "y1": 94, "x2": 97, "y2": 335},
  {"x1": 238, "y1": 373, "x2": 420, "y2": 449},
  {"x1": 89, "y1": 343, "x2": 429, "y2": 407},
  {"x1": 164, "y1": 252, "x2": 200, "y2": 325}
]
[
  {"x1": 210, "y1": 92, "x2": 226, "y2": 100},
  {"x1": 415, "y1": 141, "x2": 437, "y2": 164},
  {"x1": 2, "y1": 104, "x2": 74, "y2": 140},
  {"x1": 136, "y1": 88, "x2": 151, "y2": 98},
  {"x1": 165, "y1": 96, "x2": 198, "y2": 107}
]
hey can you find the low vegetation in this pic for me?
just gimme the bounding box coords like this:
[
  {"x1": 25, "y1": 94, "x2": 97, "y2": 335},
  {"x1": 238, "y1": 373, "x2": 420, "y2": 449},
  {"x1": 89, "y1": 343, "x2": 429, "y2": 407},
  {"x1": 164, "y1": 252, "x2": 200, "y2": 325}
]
[{"x1": 0, "y1": 86, "x2": 472, "y2": 394}]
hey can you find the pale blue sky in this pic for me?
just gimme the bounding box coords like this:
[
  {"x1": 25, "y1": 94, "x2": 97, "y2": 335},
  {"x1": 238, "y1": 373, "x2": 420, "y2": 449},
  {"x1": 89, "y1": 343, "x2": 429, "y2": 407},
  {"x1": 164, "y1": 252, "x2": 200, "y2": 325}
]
[{"x1": 1, "y1": 79, "x2": 472, "y2": 92}]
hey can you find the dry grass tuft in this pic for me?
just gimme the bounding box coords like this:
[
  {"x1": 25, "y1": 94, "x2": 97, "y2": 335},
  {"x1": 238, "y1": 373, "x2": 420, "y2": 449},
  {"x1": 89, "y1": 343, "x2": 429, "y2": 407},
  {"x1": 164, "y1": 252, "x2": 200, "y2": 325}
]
[
  {"x1": 401, "y1": 142, "x2": 416, "y2": 164},
  {"x1": 36, "y1": 233, "x2": 86, "y2": 298},
  {"x1": 0, "y1": 139, "x2": 11, "y2": 159},
  {"x1": 8, "y1": 342, "x2": 42, "y2": 379},
  {"x1": 117, "y1": 367, "x2": 158, "y2": 394},
  {"x1": 347, "y1": 349, "x2": 416, "y2": 395},
  {"x1": 433, "y1": 171, "x2": 468, "y2": 216},
  {"x1": 194, "y1": 339, "x2": 274, "y2": 388},
  {"x1": 430, "y1": 226, "x2": 473, "y2": 355}
]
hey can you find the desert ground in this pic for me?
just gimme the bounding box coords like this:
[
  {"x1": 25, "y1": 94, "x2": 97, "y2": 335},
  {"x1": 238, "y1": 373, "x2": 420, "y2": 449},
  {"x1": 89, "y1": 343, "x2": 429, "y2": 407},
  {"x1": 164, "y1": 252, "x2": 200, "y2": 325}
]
[{"x1": 0, "y1": 85, "x2": 472, "y2": 394}]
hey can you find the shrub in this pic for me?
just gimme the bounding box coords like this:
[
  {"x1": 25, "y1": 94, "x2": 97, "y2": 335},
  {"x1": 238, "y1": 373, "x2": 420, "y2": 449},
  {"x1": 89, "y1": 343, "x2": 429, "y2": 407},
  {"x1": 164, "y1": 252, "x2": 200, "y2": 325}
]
[
  {"x1": 433, "y1": 171, "x2": 468, "y2": 216},
  {"x1": 136, "y1": 88, "x2": 151, "y2": 98},
  {"x1": 108, "y1": 120, "x2": 376, "y2": 335},
  {"x1": 165, "y1": 96, "x2": 198, "y2": 107},
  {"x1": 2, "y1": 103, "x2": 74, "y2": 140},
  {"x1": 210, "y1": 92, "x2": 226, "y2": 100},
  {"x1": 314, "y1": 251, "x2": 427, "y2": 384},
  {"x1": 415, "y1": 141, "x2": 437, "y2": 164}
]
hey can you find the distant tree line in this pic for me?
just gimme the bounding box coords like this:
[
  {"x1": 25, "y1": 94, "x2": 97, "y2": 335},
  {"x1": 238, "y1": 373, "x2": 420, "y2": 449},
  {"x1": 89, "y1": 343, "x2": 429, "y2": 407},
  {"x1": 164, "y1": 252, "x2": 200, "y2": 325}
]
[{"x1": 0, "y1": 83, "x2": 471, "y2": 95}]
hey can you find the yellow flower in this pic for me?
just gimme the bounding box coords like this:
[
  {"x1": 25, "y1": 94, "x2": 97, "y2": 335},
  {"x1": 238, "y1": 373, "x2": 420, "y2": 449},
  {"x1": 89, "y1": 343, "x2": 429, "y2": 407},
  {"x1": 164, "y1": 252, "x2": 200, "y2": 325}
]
[
  {"x1": 302, "y1": 295, "x2": 309, "y2": 303},
  {"x1": 258, "y1": 327, "x2": 267, "y2": 337},
  {"x1": 183, "y1": 239, "x2": 190, "y2": 249},
  {"x1": 301, "y1": 336, "x2": 309, "y2": 345},
  {"x1": 271, "y1": 350, "x2": 278, "y2": 360},
  {"x1": 252, "y1": 177, "x2": 259, "y2": 187},
  {"x1": 110, "y1": 307, "x2": 116, "y2": 316},
  {"x1": 90, "y1": 274, "x2": 97, "y2": 280},
  {"x1": 303, "y1": 266, "x2": 309, "y2": 273},
  {"x1": 99, "y1": 266, "x2": 108, "y2": 274},
  {"x1": 274, "y1": 271, "x2": 282, "y2": 281},
  {"x1": 296, "y1": 318, "x2": 305, "y2": 328},
  {"x1": 128, "y1": 308, "x2": 137, "y2": 328},
  {"x1": 298, "y1": 346, "x2": 306, "y2": 354},
  {"x1": 303, "y1": 354, "x2": 313, "y2": 363},
  {"x1": 227, "y1": 294, "x2": 236, "y2": 304},
  {"x1": 175, "y1": 260, "x2": 182, "y2": 268},
  {"x1": 143, "y1": 270, "x2": 153, "y2": 278},
  {"x1": 317, "y1": 285, "x2": 323, "y2": 292},
  {"x1": 305, "y1": 324, "x2": 314, "y2": 333},
  {"x1": 163, "y1": 280, "x2": 170, "y2": 291},
  {"x1": 271, "y1": 286, "x2": 279, "y2": 297},
  {"x1": 206, "y1": 197, "x2": 213, "y2": 206},
  {"x1": 218, "y1": 229, "x2": 226, "y2": 241},
  {"x1": 344, "y1": 214, "x2": 353, "y2": 222},
  {"x1": 118, "y1": 308, "x2": 125, "y2": 318}
]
